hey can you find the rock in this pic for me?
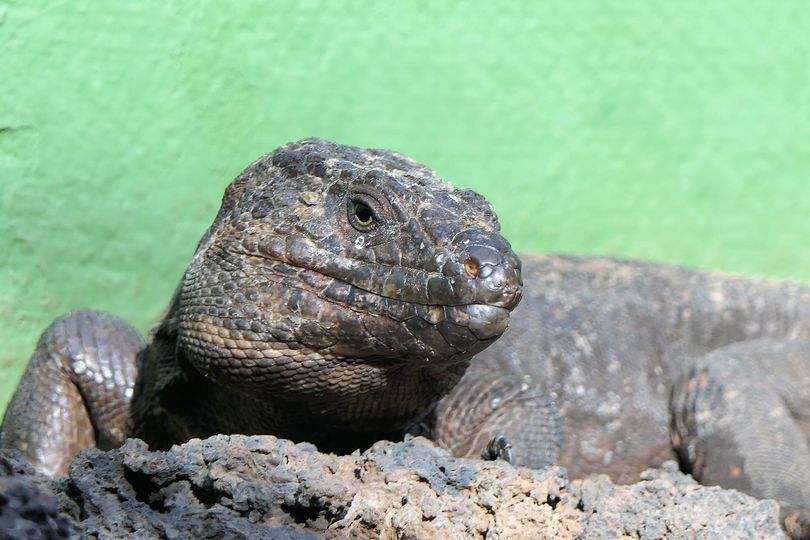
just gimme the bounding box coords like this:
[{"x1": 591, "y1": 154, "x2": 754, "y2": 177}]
[
  {"x1": 0, "y1": 454, "x2": 73, "y2": 540},
  {"x1": 573, "y1": 463, "x2": 783, "y2": 538},
  {"x1": 0, "y1": 436, "x2": 786, "y2": 539}
]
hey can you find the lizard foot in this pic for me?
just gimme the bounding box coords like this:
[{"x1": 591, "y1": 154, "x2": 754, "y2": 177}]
[
  {"x1": 481, "y1": 435, "x2": 513, "y2": 464},
  {"x1": 784, "y1": 508, "x2": 810, "y2": 540}
]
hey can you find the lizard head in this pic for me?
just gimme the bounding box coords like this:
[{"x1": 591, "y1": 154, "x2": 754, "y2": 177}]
[{"x1": 173, "y1": 138, "x2": 522, "y2": 409}]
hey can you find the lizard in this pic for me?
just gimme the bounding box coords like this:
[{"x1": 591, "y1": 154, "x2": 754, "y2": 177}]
[
  {"x1": 436, "y1": 254, "x2": 810, "y2": 538},
  {"x1": 0, "y1": 137, "x2": 535, "y2": 478},
  {"x1": 2, "y1": 137, "x2": 810, "y2": 537}
]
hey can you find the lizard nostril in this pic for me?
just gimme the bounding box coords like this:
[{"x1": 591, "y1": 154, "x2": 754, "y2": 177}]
[{"x1": 464, "y1": 256, "x2": 480, "y2": 278}]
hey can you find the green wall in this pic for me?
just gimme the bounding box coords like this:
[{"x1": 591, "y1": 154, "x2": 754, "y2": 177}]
[{"x1": 2, "y1": 1, "x2": 810, "y2": 409}]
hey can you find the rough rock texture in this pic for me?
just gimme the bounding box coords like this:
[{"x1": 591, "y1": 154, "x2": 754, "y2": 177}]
[
  {"x1": 0, "y1": 455, "x2": 72, "y2": 540},
  {"x1": 0, "y1": 435, "x2": 785, "y2": 539}
]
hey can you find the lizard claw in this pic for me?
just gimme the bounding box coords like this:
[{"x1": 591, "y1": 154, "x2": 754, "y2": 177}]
[
  {"x1": 481, "y1": 435, "x2": 513, "y2": 464},
  {"x1": 403, "y1": 421, "x2": 432, "y2": 441},
  {"x1": 783, "y1": 508, "x2": 810, "y2": 540}
]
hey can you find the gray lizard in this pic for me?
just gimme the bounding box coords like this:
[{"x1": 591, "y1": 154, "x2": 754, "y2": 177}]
[
  {"x1": 2, "y1": 138, "x2": 810, "y2": 537},
  {"x1": 0, "y1": 138, "x2": 529, "y2": 476}
]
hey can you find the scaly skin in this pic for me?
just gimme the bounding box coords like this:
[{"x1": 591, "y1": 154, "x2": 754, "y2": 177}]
[
  {"x1": 4, "y1": 139, "x2": 810, "y2": 537},
  {"x1": 0, "y1": 138, "x2": 525, "y2": 474},
  {"x1": 458, "y1": 253, "x2": 810, "y2": 538}
]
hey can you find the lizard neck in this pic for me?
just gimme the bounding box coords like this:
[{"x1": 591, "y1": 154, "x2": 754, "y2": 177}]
[{"x1": 136, "y1": 321, "x2": 469, "y2": 452}]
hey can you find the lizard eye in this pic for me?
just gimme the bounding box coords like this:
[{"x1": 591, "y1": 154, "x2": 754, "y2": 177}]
[
  {"x1": 348, "y1": 197, "x2": 377, "y2": 230},
  {"x1": 354, "y1": 202, "x2": 374, "y2": 225}
]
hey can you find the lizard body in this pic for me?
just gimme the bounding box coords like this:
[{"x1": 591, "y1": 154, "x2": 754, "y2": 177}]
[{"x1": 439, "y1": 253, "x2": 810, "y2": 537}]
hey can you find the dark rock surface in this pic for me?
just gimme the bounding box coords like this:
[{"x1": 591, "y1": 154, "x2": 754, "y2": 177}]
[
  {"x1": 0, "y1": 454, "x2": 72, "y2": 540},
  {"x1": 0, "y1": 435, "x2": 786, "y2": 539}
]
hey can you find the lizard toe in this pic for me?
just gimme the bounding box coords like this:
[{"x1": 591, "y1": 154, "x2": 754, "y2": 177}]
[
  {"x1": 481, "y1": 435, "x2": 513, "y2": 464},
  {"x1": 783, "y1": 508, "x2": 810, "y2": 540}
]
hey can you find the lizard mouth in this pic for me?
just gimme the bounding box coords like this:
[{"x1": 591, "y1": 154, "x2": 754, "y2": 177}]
[
  {"x1": 218, "y1": 244, "x2": 520, "y2": 362},
  {"x1": 245, "y1": 231, "x2": 523, "y2": 310}
]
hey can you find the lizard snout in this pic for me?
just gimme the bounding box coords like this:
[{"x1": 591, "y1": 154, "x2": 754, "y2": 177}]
[{"x1": 435, "y1": 229, "x2": 523, "y2": 311}]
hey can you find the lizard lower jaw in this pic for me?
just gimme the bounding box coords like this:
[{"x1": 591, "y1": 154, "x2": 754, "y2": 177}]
[
  {"x1": 464, "y1": 304, "x2": 511, "y2": 339},
  {"x1": 441, "y1": 304, "x2": 511, "y2": 344}
]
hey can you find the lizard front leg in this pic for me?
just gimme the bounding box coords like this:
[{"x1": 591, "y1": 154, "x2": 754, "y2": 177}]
[
  {"x1": 671, "y1": 339, "x2": 810, "y2": 539},
  {"x1": 429, "y1": 369, "x2": 562, "y2": 468},
  {"x1": 0, "y1": 310, "x2": 145, "y2": 475}
]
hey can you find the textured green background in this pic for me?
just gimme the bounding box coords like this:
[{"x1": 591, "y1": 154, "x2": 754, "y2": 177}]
[{"x1": 2, "y1": 1, "x2": 810, "y2": 409}]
